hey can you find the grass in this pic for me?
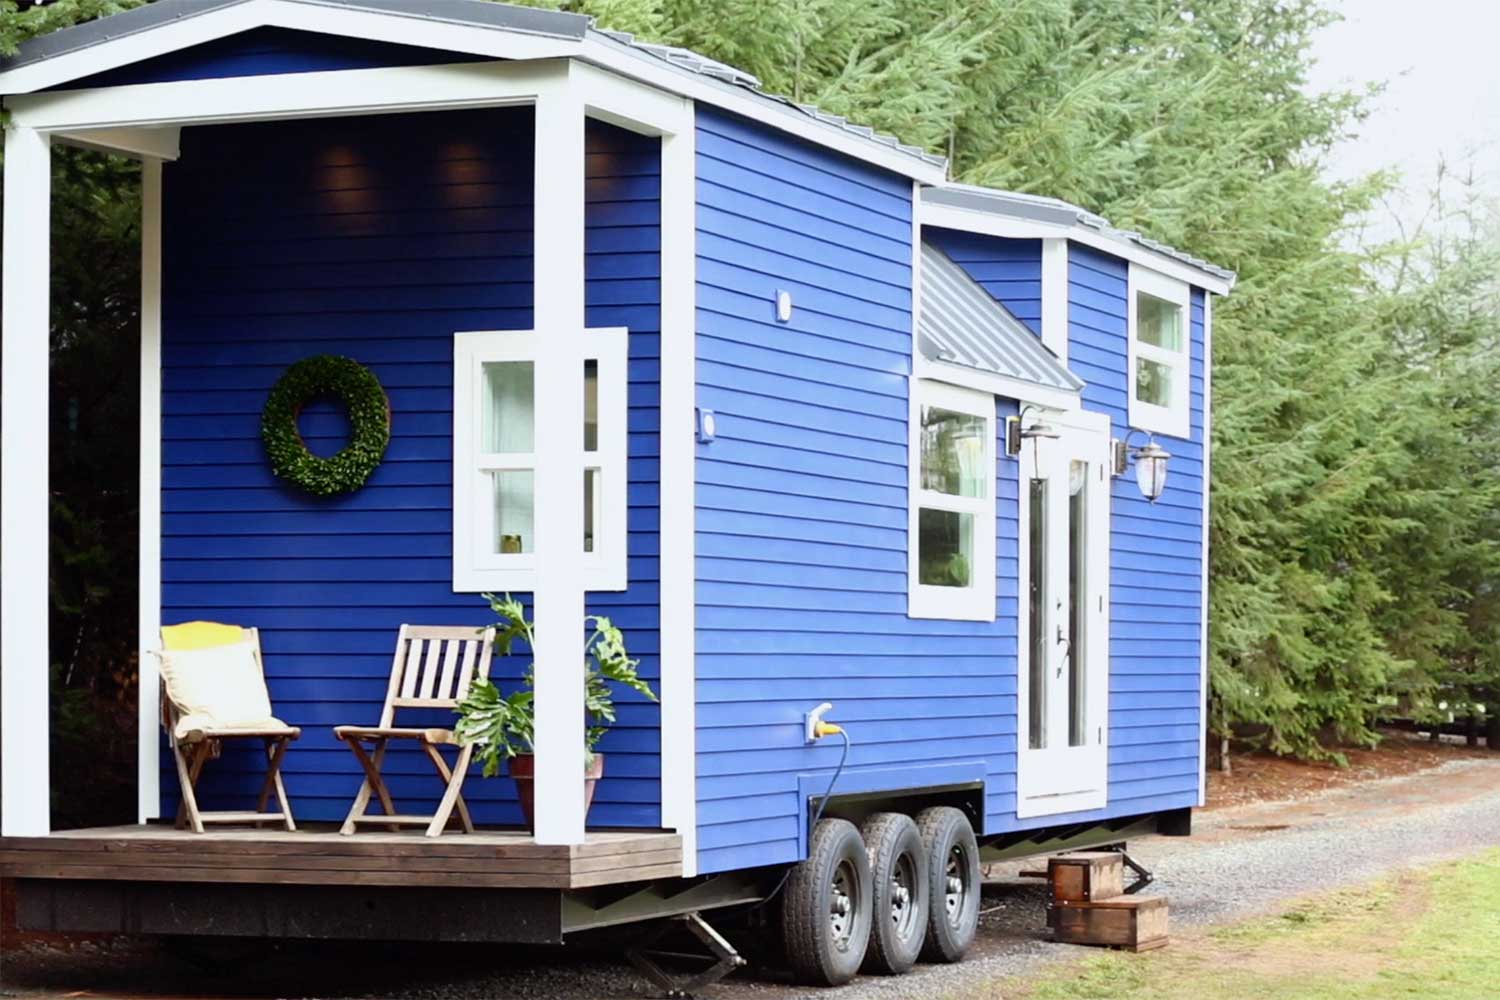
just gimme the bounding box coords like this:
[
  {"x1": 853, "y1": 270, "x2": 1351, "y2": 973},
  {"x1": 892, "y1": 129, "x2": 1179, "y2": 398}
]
[{"x1": 979, "y1": 849, "x2": 1500, "y2": 1000}]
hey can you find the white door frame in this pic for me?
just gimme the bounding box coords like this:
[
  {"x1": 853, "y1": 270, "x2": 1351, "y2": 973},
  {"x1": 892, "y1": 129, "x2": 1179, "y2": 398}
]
[{"x1": 1015, "y1": 406, "x2": 1111, "y2": 818}]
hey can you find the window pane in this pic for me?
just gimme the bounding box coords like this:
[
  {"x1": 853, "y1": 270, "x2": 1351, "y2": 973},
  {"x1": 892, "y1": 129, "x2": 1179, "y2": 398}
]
[
  {"x1": 918, "y1": 508, "x2": 973, "y2": 587},
  {"x1": 492, "y1": 470, "x2": 534, "y2": 554},
  {"x1": 1137, "y1": 292, "x2": 1182, "y2": 351},
  {"x1": 1028, "y1": 478, "x2": 1047, "y2": 750},
  {"x1": 920, "y1": 406, "x2": 987, "y2": 498},
  {"x1": 1135, "y1": 357, "x2": 1174, "y2": 408},
  {"x1": 1068, "y1": 462, "x2": 1086, "y2": 747},
  {"x1": 584, "y1": 359, "x2": 599, "y2": 452},
  {"x1": 583, "y1": 467, "x2": 599, "y2": 553},
  {"x1": 482, "y1": 361, "x2": 534, "y2": 452}
]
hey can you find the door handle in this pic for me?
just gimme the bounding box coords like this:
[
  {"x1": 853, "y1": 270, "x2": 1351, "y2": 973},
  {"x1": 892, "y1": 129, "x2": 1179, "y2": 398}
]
[{"x1": 1055, "y1": 625, "x2": 1070, "y2": 679}]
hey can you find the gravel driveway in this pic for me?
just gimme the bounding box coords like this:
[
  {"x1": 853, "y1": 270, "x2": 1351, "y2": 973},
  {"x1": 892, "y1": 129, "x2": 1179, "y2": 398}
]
[{"x1": 6, "y1": 757, "x2": 1500, "y2": 1000}]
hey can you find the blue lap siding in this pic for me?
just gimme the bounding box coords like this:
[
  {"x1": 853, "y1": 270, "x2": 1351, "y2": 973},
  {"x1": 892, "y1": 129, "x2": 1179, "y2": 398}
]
[
  {"x1": 158, "y1": 107, "x2": 664, "y2": 827},
  {"x1": 693, "y1": 108, "x2": 1023, "y2": 875}
]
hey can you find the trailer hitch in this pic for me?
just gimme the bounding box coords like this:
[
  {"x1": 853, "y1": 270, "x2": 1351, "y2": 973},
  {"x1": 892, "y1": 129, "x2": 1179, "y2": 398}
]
[{"x1": 625, "y1": 911, "x2": 746, "y2": 999}]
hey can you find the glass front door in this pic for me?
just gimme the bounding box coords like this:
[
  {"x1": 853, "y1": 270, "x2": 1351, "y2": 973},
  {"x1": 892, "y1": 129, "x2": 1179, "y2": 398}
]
[{"x1": 1016, "y1": 408, "x2": 1111, "y2": 818}]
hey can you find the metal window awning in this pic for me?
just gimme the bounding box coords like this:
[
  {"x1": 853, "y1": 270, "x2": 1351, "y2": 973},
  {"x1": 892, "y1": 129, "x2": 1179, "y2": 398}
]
[{"x1": 918, "y1": 241, "x2": 1082, "y2": 402}]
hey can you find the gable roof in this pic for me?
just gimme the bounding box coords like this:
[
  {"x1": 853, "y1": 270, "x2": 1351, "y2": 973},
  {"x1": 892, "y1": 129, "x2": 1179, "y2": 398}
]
[
  {"x1": 919, "y1": 241, "x2": 1082, "y2": 397},
  {"x1": 0, "y1": 0, "x2": 946, "y2": 179}
]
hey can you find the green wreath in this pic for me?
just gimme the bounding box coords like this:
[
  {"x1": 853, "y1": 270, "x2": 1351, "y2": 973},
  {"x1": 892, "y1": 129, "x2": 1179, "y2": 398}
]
[{"x1": 261, "y1": 355, "x2": 390, "y2": 497}]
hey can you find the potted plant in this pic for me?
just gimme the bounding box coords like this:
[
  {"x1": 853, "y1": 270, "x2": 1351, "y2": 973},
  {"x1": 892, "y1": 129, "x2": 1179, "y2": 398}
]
[{"x1": 454, "y1": 593, "x2": 656, "y2": 828}]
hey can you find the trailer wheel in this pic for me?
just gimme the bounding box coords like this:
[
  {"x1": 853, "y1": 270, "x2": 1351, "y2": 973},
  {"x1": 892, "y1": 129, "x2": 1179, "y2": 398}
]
[
  {"x1": 915, "y1": 806, "x2": 980, "y2": 963},
  {"x1": 782, "y1": 817, "x2": 872, "y2": 986},
  {"x1": 859, "y1": 812, "x2": 929, "y2": 975}
]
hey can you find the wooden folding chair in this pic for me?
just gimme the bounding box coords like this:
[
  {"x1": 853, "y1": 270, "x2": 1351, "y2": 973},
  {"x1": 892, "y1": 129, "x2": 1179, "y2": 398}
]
[
  {"x1": 334, "y1": 624, "x2": 496, "y2": 837},
  {"x1": 158, "y1": 623, "x2": 300, "y2": 834}
]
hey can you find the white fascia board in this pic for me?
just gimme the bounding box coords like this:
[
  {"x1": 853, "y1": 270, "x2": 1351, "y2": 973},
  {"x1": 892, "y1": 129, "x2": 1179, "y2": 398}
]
[
  {"x1": 914, "y1": 355, "x2": 1080, "y2": 412},
  {"x1": 0, "y1": 0, "x2": 577, "y2": 95},
  {"x1": 6, "y1": 58, "x2": 561, "y2": 131},
  {"x1": 54, "y1": 126, "x2": 180, "y2": 161},
  {"x1": 574, "y1": 37, "x2": 946, "y2": 185},
  {"x1": 574, "y1": 61, "x2": 691, "y2": 137},
  {"x1": 922, "y1": 201, "x2": 1233, "y2": 297}
]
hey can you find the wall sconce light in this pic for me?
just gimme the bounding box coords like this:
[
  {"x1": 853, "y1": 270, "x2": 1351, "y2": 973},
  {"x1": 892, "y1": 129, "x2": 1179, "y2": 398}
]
[
  {"x1": 1006, "y1": 408, "x2": 1060, "y2": 468},
  {"x1": 1112, "y1": 430, "x2": 1171, "y2": 502}
]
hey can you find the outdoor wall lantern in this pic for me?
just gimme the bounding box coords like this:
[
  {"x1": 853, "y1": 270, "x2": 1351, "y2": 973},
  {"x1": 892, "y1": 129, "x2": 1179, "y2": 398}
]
[
  {"x1": 1006, "y1": 407, "x2": 1060, "y2": 468},
  {"x1": 1112, "y1": 430, "x2": 1171, "y2": 502}
]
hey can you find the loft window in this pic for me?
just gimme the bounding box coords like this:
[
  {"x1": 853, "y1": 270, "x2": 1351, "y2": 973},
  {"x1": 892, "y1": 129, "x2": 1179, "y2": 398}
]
[
  {"x1": 1127, "y1": 266, "x2": 1191, "y2": 438},
  {"x1": 452, "y1": 328, "x2": 628, "y2": 592},
  {"x1": 908, "y1": 381, "x2": 996, "y2": 621}
]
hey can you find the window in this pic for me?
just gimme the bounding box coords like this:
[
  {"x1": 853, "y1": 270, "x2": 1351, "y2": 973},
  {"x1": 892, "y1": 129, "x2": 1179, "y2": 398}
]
[
  {"x1": 1127, "y1": 266, "x2": 1190, "y2": 438},
  {"x1": 452, "y1": 328, "x2": 628, "y2": 592},
  {"x1": 909, "y1": 381, "x2": 996, "y2": 621}
]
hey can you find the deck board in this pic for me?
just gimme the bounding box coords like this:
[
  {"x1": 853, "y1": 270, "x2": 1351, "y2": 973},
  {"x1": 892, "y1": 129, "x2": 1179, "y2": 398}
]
[{"x1": 0, "y1": 824, "x2": 682, "y2": 890}]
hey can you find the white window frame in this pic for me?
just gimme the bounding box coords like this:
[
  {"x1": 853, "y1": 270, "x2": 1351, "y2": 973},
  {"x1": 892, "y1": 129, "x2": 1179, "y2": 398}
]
[
  {"x1": 1127, "y1": 265, "x2": 1191, "y2": 439},
  {"x1": 452, "y1": 327, "x2": 628, "y2": 593},
  {"x1": 908, "y1": 379, "x2": 997, "y2": 622}
]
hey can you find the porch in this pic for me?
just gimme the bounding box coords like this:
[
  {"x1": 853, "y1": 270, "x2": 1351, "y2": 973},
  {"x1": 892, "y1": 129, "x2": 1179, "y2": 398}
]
[{"x1": 0, "y1": 824, "x2": 682, "y2": 890}]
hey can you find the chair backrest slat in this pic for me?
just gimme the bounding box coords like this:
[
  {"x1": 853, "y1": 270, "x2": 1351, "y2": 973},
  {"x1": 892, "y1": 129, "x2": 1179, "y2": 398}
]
[
  {"x1": 400, "y1": 638, "x2": 425, "y2": 699},
  {"x1": 383, "y1": 625, "x2": 495, "y2": 718}
]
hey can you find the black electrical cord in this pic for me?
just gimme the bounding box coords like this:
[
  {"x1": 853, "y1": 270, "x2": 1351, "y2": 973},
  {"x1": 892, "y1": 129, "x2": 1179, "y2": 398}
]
[{"x1": 756, "y1": 727, "x2": 852, "y2": 910}]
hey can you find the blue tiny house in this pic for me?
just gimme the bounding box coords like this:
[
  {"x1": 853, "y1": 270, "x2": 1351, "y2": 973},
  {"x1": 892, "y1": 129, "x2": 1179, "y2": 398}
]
[{"x1": 0, "y1": 0, "x2": 1233, "y2": 983}]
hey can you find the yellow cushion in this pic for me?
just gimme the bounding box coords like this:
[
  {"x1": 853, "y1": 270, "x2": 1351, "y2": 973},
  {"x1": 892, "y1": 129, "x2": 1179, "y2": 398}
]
[{"x1": 162, "y1": 621, "x2": 245, "y2": 651}]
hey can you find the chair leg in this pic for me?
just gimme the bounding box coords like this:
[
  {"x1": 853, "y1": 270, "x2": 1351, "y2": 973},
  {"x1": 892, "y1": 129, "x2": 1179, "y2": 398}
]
[
  {"x1": 258, "y1": 736, "x2": 296, "y2": 832},
  {"x1": 173, "y1": 742, "x2": 208, "y2": 834},
  {"x1": 342, "y1": 736, "x2": 398, "y2": 835},
  {"x1": 422, "y1": 743, "x2": 475, "y2": 835},
  {"x1": 426, "y1": 743, "x2": 475, "y2": 838}
]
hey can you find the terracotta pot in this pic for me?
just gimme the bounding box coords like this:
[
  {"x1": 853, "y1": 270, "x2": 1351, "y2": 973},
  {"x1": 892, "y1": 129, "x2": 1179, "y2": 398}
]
[{"x1": 508, "y1": 753, "x2": 604, "y2": 831}]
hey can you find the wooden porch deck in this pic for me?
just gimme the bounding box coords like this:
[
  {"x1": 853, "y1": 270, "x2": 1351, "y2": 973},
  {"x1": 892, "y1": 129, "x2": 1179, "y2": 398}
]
[{"x1": 0, "y1": 824, "x2": 683, "y2": 890}]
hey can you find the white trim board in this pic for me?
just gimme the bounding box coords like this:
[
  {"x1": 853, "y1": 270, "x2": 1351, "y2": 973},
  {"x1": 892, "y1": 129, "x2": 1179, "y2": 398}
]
[
  {"x1": 137, "y1": 157, "x2": 164, "y2": 824},
  {"x1": 657, "y1": 110, "x2": 699, "y2": 876},
  {"x1": 1198, "y1": 292, "x2": 1213, "y2": 807},
  {"x1": 921, "y1": 201, "x2": 1233, "y2": 297},
  {"x1": 1040, "y1": 238, "x2": 1069, "y2": 363}
]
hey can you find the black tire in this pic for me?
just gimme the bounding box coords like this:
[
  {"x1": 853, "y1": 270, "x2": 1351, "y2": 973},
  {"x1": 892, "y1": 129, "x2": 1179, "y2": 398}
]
[
  {"x1": 860, "y1": 812, "x2": 929, "y2": 975},
  {"x1": 915, "y1": 806, "x2": 981, "y2": 963},
  {"x1": 782, "y1": 817, "x2": 873, "y2": 986}
]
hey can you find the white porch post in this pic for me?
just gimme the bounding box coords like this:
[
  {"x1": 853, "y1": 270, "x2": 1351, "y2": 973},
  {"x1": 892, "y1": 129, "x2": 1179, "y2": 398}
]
[
  {"x1": 1, "y1": 126, "x2": 53, "y2": 837},
  {"x1": 137, "y1": 158, "x2": 164, "y2": 822},
  {"x1": 530, "y1": 70, "x2": 588, "y2": 844}
]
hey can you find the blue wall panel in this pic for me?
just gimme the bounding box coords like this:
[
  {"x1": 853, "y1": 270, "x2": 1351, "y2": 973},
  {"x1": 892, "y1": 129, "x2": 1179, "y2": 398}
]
[
  {"x1": 159, "y1": 108, "x2": 664, "y2": 827},
  {"x1": 693, "y1": 108, "x2": 1030, "y2": 875},
  {"x1": 57, "y1": 27, "x2": 475, "y2": 90}
]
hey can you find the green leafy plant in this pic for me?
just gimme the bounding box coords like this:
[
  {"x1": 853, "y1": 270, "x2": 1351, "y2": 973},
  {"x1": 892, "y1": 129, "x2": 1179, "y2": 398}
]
[
  {"x1": 455, "y1": 593, "x2": 656, "y2": 777},
  {"x1": 261, "y1": 354, "x2": 390, "y2": 496}
]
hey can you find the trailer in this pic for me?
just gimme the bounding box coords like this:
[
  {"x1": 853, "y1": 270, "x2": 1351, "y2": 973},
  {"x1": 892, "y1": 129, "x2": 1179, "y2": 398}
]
[{"x1": 0, "y1": 0, "x2": 1233, "y2": 990}]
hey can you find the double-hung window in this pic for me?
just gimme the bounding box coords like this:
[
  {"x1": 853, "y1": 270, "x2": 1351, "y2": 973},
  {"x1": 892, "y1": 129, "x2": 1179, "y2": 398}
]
[
  {"x1": 452, "y1": 328, "x2": 628, "y2": 593},
  {"x1": 908, "y1": 381, "x2": 996, "y2": 621},
  {"x1": 1127, "y1": 266, "x2": 1191, "y2": 438}
]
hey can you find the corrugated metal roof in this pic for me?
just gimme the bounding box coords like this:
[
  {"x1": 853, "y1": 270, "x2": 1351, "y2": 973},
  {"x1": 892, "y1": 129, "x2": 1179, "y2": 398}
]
[
  {"x1": 0, "y1": 0, "x2": 947, "y2": 171},
  {"x1": 926, "y1": 184, "x2": 1236, "y2": 286},
  {"x1": 919, "y1": 242, "x2": 1082, "y2": 394}
]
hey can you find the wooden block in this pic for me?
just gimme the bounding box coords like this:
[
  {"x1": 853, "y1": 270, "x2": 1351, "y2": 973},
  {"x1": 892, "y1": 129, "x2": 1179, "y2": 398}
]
[
  {"x1": 1048, "y1": 852, "x2": 1125, "y2": 903},
  {"x1": 1052, "y1": 895, "x2": 1168, "y2": 951}
]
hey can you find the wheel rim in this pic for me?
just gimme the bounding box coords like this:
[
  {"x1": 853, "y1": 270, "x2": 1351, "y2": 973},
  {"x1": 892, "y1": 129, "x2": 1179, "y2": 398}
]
[
  {"x1": 943, "y1": 842, "x2": 972, "y2": 926},
  {"x1": 890, "y1": 851, "x2": 919, "y2": 940},
  {"x1": 829, "y1": 857, "x2": 862, "y2": 951}
]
